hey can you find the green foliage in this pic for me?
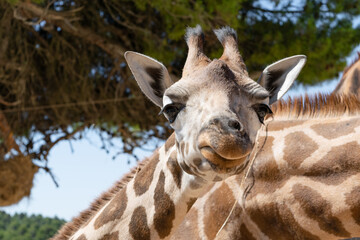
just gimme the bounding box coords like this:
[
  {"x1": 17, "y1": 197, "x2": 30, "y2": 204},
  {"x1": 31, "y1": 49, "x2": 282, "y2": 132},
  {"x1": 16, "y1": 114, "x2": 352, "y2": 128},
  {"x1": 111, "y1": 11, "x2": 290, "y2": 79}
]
[
  {"x1": 5, "y1": 0, "x2": 17, "y2": 5},
  {"x1": 119, "y1": 0, "x2": 360, "y2": 84},
  {"x1": 6, "y1": 0, "x2": 45, "y2": 5},
  {"x1": 0, "y1": 211, "x2": 65, "y2": 240}
]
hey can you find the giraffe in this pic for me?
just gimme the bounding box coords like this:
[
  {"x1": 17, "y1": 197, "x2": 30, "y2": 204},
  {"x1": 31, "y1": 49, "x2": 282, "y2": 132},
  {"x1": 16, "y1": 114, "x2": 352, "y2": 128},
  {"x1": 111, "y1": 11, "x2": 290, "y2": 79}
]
[
  {"x1": 52, "y1": 26, "x2": 306, "y2": 240},
  {"x1": 171, "y1": 50, "x2": 360, "y2": 240},
  {"x1": 332, "y1": 52, "x2": 360, "y2": 97},
  {"x1": 172, "y1": 94, "x2": 360, "y2": 240}
]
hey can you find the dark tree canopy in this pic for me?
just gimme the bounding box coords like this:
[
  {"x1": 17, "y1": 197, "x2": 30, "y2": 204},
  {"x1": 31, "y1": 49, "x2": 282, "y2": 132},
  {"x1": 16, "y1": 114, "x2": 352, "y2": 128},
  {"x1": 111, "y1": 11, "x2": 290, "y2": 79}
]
[{"x1": 0, "y1": 0, "x2": 359, "y2": 204}]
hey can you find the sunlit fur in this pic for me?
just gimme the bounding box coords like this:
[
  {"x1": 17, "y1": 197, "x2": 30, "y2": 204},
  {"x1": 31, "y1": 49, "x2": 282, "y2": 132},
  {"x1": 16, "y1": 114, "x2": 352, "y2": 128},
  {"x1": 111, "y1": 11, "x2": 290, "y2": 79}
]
[
  {"x1": 271, "y1": 93, "x2": 360, "y2": 119},
  {"x1": 172, "y1": 94, "x2": 360, "y2": 240}
]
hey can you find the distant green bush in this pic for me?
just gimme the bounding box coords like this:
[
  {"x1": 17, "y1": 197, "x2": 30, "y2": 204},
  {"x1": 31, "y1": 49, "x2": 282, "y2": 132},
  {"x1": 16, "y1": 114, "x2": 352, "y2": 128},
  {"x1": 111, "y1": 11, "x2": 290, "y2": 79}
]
[{"x1": 0, "y1": 211, "x2": 65, "y2": 240}]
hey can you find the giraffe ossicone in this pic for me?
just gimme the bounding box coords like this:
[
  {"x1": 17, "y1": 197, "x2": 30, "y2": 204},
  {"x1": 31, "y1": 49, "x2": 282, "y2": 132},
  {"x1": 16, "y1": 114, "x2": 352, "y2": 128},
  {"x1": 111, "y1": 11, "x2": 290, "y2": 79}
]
[{"x1": 53, "y1": 25, "x2": 306, "y2": 240}]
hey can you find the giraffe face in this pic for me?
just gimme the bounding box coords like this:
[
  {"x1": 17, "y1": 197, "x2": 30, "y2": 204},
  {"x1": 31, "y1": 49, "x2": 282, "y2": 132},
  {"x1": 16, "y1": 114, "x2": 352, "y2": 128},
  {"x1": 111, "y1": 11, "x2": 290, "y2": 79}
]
[
  {"x1": 125, "y1": 25, "x2": 306, "y2": 181},
  {"x1": 161, "y1": 60, "x2": 270, "y2": 179}
]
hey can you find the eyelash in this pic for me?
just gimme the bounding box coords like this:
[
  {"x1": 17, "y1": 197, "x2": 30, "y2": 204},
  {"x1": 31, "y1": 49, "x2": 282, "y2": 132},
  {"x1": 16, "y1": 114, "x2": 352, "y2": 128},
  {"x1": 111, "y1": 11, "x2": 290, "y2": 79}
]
[
  {"x1": 252, "y1": 103, "x2": 273, "y2": 124},
  {"x1": 160, "y1": 103, "x2": 185, "y2": 123}
]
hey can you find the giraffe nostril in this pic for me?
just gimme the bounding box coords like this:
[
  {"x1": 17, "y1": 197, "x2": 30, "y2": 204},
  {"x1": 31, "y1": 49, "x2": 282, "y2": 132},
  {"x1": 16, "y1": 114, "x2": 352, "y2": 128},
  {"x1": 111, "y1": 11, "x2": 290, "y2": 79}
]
[{"x1": 228, "y1": 119, "x2": 242, "y2": 131}]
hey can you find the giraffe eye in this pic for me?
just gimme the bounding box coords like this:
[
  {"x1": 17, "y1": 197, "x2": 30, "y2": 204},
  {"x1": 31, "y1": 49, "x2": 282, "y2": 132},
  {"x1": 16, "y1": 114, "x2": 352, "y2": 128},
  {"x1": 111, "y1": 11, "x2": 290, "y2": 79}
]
[
  {"x1": 160, "y1": 103, "x2": 185, "y2": 123},
  {"x1": 252, "y1": 103, "x2": 272, "y2": 124}
]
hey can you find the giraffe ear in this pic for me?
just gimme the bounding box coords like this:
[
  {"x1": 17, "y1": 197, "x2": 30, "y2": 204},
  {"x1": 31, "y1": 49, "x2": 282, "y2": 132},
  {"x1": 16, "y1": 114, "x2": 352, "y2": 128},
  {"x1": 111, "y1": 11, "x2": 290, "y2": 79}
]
[
  {"x1": 258, "y1": 55, "x2": 307, "y2": 104},
  {"x1": 124, "y1": 51, "x2": 174, "y2": 108}
]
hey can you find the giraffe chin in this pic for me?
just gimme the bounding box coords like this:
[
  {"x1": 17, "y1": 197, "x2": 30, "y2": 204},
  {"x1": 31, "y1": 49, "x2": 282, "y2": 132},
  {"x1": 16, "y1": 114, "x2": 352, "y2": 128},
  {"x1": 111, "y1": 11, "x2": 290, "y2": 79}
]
[{"x1": 199, "y1": 146, "x2": 248, "y2": 170}]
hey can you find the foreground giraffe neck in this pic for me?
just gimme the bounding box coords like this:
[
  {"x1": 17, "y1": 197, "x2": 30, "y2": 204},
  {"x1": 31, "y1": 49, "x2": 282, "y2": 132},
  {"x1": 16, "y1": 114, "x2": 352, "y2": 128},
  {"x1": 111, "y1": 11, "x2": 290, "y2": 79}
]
[
  {"x1": 333, "y1": 52, "x2": 360, "y2": 97},
  {"x1": 65, "y1": 135, "x2": 215, "y2": 240},
  {"x1": 173, "y1": 95, "x2": 360, "y2": 240}
]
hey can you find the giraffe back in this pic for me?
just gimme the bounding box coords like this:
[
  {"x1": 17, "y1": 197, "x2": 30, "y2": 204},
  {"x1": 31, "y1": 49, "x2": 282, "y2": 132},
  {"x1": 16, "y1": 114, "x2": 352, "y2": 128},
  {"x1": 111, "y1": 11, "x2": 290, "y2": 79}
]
[{"x1": 173, "y1": 94, "x2": 360, "y2": 240}]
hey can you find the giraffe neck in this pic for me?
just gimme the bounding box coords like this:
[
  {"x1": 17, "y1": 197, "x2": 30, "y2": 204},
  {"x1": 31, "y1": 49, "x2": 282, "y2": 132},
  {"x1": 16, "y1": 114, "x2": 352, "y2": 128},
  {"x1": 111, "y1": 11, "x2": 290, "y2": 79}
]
[
  {"x1": 173, "y1": 104, "x2": 360, "y2": 240},
  {"x1": 63, "y1": 134, "x2": 214, "y2": 240},
  {"x1": 239, "y1": 114, "x2": 360, "y2": 239}
]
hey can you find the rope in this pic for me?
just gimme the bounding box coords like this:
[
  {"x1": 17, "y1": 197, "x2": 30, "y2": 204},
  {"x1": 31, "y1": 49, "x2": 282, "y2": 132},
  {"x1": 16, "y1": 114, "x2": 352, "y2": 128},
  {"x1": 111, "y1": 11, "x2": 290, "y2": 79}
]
[
  {"x1": 1, "y1": 96, "x2": 144, "y2": 113},
  {"x1": 215, "y1": 121, "x2": 270, "y2": 237}
]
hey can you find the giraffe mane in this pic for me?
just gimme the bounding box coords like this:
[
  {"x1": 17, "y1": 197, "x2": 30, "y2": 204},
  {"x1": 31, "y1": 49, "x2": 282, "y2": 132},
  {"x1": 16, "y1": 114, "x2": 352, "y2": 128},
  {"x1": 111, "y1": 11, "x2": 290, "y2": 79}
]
[
  {"x1": 52, "y1": 155, "x2": 153, "y2": 240},
  {"x1": 270, "y1": 93, "x2": 360, "y2": 119}
]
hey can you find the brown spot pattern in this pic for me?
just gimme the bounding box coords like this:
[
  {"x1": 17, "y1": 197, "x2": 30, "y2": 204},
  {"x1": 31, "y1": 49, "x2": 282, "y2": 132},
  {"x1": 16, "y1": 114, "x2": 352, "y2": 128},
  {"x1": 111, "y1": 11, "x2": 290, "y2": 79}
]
[
  {"x1": 76, "y1": 234, "x2": 87, "y2": 240},
  {"x1": 167, "y1": 153, "x2": 182, "y2": 189},
  {"x1": 203, "y1": 182, "x2": 235, "y2": 239},
  {"x1": 94, "y1": 186, "x2": 128, "y2": 229},
  {"x1": 268, "y1": 120, "x2": 307, "y2": 132},
  {"x1": 220, "y1": 204, "x2": 244, "y2": 240},
  {"x1": 154, "y1": 171, "x2": 176, "y2": 239},
  {"x1": 213, "y1": 176, "x2": 222, "y2": 181},
  {"x1": 247, "y1": 136, "x2": 288, "y2": 198},
  {"x1": 292, "y1": 184, "x2": 350, "y2": 237},
  {"x1": 239, "y1": 224, "x2": 256, "y2": 240},
  {"x1": 254, "y1": 136, "x2": 276, "y2": 176},
  {"x1": 304, "y1": 141, "x2": 360, "y2": 185},
  {"x1": 283, "y1": 131, "x2": 319, "y2": 169},
  {"x1": 165, "y1": 133, "x2": 175, "y2": 153},
  {"x1": 186, "y1": 198, "x2": 197, "y2": 212},
  {"x1": 311, "y1": 118, "x2": 360, "y2": 140},
  {"x1": 99, "y1": 231, "x2": 119, "y2": 240},
  {"x1": 133, "y1": 151, "x2": 159, "y2": 196},
  {"x1": 345, "y1": 186, "x2": 360, "y2": 225},
  {"x1": 129, "y1": 206, "x2": 150, "y2": 240},
  {"x1": 171, "y1": 209, "x2": 199, "y2": 239},
  {"x1": 247, "y1": 201, "x2": 319, "y2": 240}
]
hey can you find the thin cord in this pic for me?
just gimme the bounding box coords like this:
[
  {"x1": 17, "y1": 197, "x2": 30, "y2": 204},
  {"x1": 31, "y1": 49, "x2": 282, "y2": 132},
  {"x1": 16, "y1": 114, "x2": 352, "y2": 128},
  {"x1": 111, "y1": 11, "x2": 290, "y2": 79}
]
[
  {"x1": 1, "y1": 96, "x2": 143, "y2": 113},
  {"x1": 216, "y1": 121, "x2": 270, "y2": 237}
]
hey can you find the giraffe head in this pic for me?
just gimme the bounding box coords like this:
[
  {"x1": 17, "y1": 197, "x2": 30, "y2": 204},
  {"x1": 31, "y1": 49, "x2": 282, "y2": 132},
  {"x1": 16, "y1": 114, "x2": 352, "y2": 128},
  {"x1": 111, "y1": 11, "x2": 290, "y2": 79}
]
[{"x1": 125, "y1": 26, "x2": 306, "y2": 181}]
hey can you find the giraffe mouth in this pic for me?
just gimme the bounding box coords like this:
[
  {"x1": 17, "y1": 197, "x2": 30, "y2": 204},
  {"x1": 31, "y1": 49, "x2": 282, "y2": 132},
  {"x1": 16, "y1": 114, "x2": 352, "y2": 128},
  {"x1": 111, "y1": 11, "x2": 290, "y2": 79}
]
[
  {"x1": 197, "y1": 126, "x2": 252, "y2": 170},
  {"x1": 199, "y1": 146, "x2": 248, "y2": 169}
]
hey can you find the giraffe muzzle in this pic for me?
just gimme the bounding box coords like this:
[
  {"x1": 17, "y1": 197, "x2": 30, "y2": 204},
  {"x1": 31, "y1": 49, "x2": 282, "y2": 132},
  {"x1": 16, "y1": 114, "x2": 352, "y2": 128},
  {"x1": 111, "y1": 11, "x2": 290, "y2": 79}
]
[{"x1": 197, "y1": 117, "x2": 252, "y2": 168}]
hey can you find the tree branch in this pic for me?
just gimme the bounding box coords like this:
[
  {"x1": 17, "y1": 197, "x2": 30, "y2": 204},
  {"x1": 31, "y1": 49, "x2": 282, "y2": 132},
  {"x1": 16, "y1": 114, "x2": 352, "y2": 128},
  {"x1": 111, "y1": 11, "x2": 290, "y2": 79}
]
[
  {"x1": 0, "y1": 111, "x2": 21, "y2": 153},
  {"x1": 14, "y1": 2, "x2": 126, "y2": 58},
  {"x1": 0, "y1": 97, "x2": 21, "y2": 107},
  {"x1": 42, "y1": 125, "x2": 86, "y2": 161}
]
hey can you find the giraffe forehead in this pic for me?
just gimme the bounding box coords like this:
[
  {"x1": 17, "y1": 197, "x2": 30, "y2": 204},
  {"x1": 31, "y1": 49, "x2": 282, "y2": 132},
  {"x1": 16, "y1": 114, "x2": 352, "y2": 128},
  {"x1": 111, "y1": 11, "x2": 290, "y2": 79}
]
[
  {"x1": 166, "y1": 60, "x2": 245, "y2": 99},
  {"x1": 166, "y1": 61, "x2": 267, "y2": 106},
  {"x1": 165, "y1": 81, "x2": 232, "y2": 111},
  {"x1": 167, "y1": 77, "x2": 233, "y2": 98}
]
